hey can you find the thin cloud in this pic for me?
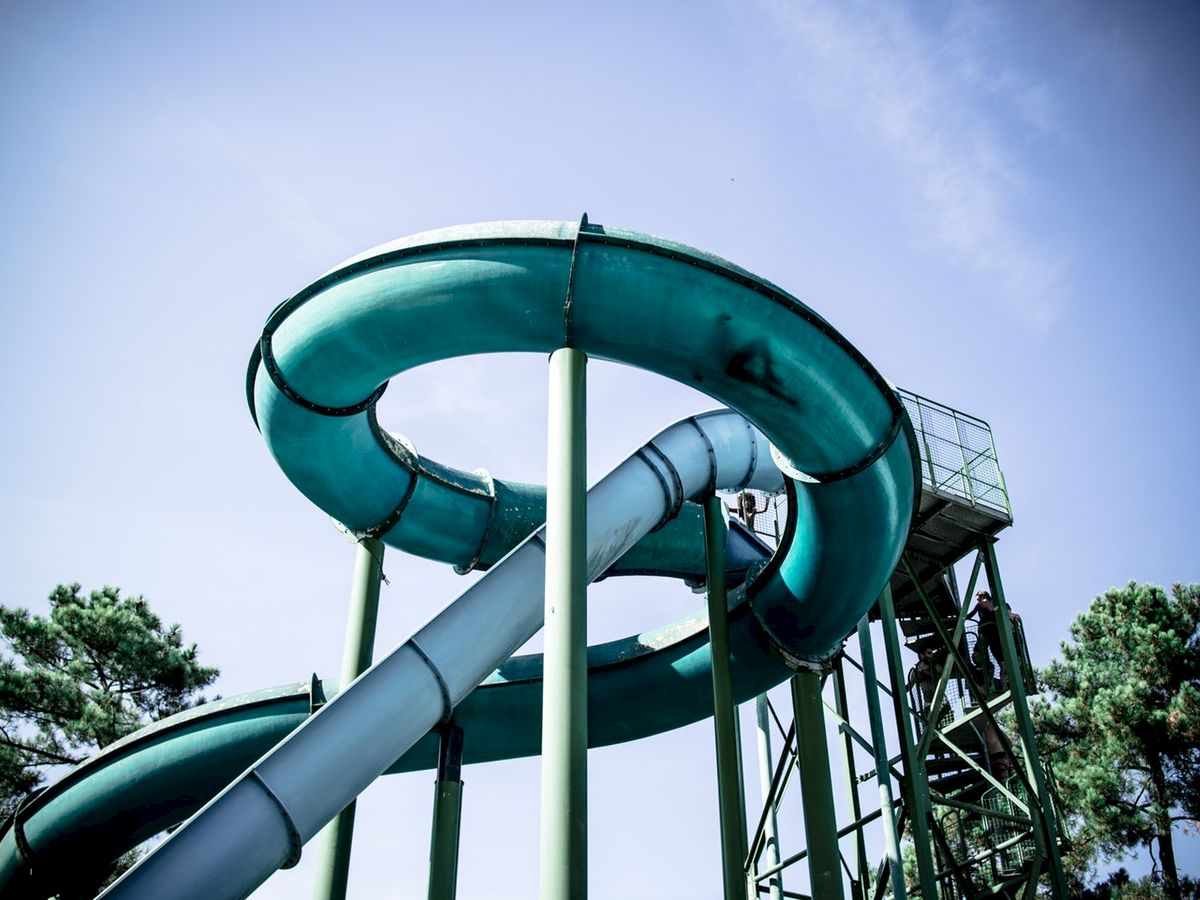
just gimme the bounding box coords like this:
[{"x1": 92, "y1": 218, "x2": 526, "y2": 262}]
[{"x1": 750, "y1": 0, "x2": 1069, "y2": 329}]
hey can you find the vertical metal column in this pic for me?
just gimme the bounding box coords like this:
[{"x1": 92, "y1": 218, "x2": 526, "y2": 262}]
[
  {"x1": 754, "y1": 695, "x2": 784, "y2": 900},
  {"x1": 855, "y1": 616, "x2": 906, "y2": 900},
  {"x1": 982, "y1": 540, "x2": 1070, "y2": 898},
  {"x1": 877, "y1": 586, "x2": 938, "y2": 899},
  {"x1": 790, "y1": 671, "x2": 844, "y2": 900},
  {"x1": 428, "y1": 724, "x2": 465, "y2": 900},
  {"x1": 831, "y1": 660, "x2": 869, "y2": 899},
  {"x1": 703, "y1": 496, "x2": 749, "y2": 900},
  {"x1": 313, "y1": 538, "x2": 385, "y2": 900},
  {"x1": 539, "y1": 347, "x2": 588, "y2": 900}
]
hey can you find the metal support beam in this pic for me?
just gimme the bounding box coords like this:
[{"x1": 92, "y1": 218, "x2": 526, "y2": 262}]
[
  {"x1": 877, "y1": 586, "x2": 938, "y2": 899},
  {"x1": 313, "y1": 537, "x2": 385, "y2": 900},
  {"x1": 756, "y1": 810, "x2": 883, "y2": 882},
  {"x1": 902, "y1": 557, "x2": 1040, "y2": 803},
  {"x1": 704, "y1": 495, "x2": 749, "y2": 900},
  {"x1": 539, "y1": 347, "x2": 588, "y2": 900},
  {"x1": 915, "y1": 555, "x2": 983, "y2": 760},
  {"x1": 790, "y1": 671, "x2": 844, "y2": 900},
  {"x1": 748, "y1": 720, "x2": 797, "y2": 874},
  {"x1": 754, "y1": 695, "x2": 785, "y2": 900},
  {"x1": 831, "y1": 660, "x2": 869, "y2": 899},
  {"x1": 855, "y1": 616, "x2": 906, "y2": 900},
  {"x1": 981, "y1": 539, "x2": 1069, "y2": 898},
  {"x1": 428, "y1": 725, "x2": 464, "y2": 900}
]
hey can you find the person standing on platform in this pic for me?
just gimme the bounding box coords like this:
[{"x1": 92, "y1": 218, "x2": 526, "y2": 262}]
[{"x1": 969, "y1": 590, "x2": 1020, "y2": 691}]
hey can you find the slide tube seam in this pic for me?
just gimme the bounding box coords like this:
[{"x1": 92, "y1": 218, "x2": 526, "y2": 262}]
[
  {"x1": 687, "y1": 415, "x2": 719, "y2": 496},
  {"x1": 806, "y1": 409, "x2": 902, "y2": 484},
  {"x1": 642, "y1": 441, "x2": 685, "y2": 530},
  {"x1": 357, "y1": 412, "x2": 499, "y2": 542},
  {"x1": 456, "y1": 468, "x2": 498, "y2": 574},
  {"x1": 409, "y1": 638, "x2": 454, "y2": 725},
  {"x1": 367, "y1": 412, "x2": 421, "y2": 470},
  {"x1": 368, "y1": 419, "x2": 495, "y2": 502},
  {"x1": 633, "y1": 449, "x2": 674, "y2": 531},
  {"x1": 357, "y1": 466, "x2": 418, "y2": 540},
  {"x1": 735, "y1": 416, "x2": 759, "y2": 491},
  {"x1": 11, "y1": 797, "x2": 34, "y2": 871},
  {"x1": 246, "y1": 771, "x2": 302, "y2": 868},
  {"x1": 561, "y1": 213, "x2": 588, "y2": 347},
  {"x1": 259, "y1": 330, "x2": 389, "y2": 417}
]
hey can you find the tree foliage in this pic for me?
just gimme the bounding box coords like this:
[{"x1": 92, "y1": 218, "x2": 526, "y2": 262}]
[
  {"x1": 0, "y1": 583, "x2": 219, "y2": 818},
  {"x1": 1034, "y1": 582, "x2": 1200, "y2": 899},
  {"x1": 1079, "y1": 868, "x2": 1200, "y2": 900}
]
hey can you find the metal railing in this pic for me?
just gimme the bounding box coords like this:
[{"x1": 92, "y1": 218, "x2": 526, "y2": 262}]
[
  {"x1": 726, "y1": 490, "x2": 787, "y2": 547},
  {"x1": 906, "y1": 621, "x2": 1038, "y2": 740},
  {"x1": 896, "y1": 388, "x2": 1011, "y2": 519},
  {"x1": 729, "y1": 388, "x2": 1011, "y2": 541}
]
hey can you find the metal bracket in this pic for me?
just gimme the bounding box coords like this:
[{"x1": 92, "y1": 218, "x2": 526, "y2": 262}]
[
  {"x1": 562, "y1": 212, "x2": 589, "y2": 347},
  {"x1": 308, "y1": 674, "x2": 328, "y2": 714}
]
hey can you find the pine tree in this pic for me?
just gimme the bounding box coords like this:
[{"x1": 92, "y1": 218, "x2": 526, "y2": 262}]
[
  {"x1": 1034, "y1": 582, "x2": 1200, "y2": 900},
  {"x1": 0, "y1": 583, "x2": 219, "y2": 818}
]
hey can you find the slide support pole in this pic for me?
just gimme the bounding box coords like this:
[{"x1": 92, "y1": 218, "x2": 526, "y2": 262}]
[
  {"x1": 790, "y1": 671, "x2": 844, "y2": 900},
  {"x1": 856, "y1": 615, "x2": 907, "y2": 900},
  {"x1": 704, "y1": 496, "x2": 749, "y2": 900},
  {"x1": 428, "y1": 724, "x2": 464, "y2": 900},
  {"x1": 831, "y1": 658, "x2": 869, "y2": 899},
  {"x1": 313, "y1": 537, "x2": 385, "y2": 900},
  {"x1": 539, "y1": 347, "x2": 588, "y2": 900},
  {"x1": 754, "y1": 694, "x2": 784, "y2": 900},
  {"x1": 981, "y1": 540, "x2": 1069, "y2": 898},
  {"x1": 878, "y1": 586, "x2": 938, "y2": 899}
]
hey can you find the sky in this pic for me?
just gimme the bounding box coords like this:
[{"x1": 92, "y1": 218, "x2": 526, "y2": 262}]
[{"x1": 2, "y1": 0, "x2": 1198, "y2": 896}]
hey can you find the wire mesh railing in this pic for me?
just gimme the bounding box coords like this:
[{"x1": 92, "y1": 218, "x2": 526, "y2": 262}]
[
  {"x1": 896, "y1": 388, "x2": 1011, "y2": 519},
  {"x1": 726, "y1": 489, "x2": 787, "y2": 547},
  {"x1": 906, "y1": 622, "x2": 1037, "y2": 732},
  {"x1": 728, "y1": 388, "x2": 1011, "y2": 546}
]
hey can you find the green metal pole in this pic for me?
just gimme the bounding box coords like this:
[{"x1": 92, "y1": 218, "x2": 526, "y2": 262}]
[
  {"x1": 428, "y1": 724, "x2": 464, "y2": 900},
  {"x1": 703, "y1": 496, "x2": 749, "y2": 900},
  {"x1": 877, "y1": 586, "x2": 938, "y2": 899},
  {"x1": 754, "y1": 694, "x2": 785, "y2": 900},
  {"x1": 539, "y1": 347, "x2": 588, "y2": 900},
  {"x1": 790, "y1": 670, "x2": 844, "y2": 900},
  {"x1": 313, "y1": 538, "x2": 385, "y2": 900},
  {"x1": 831, "y1": 659, "x2": 869, "y2": 900},
  {"x1": 856, "y1": 616, "x2": 907, "y2": 900},
  {"x1": 981, "y1": 540, "x2": 1070, "y2": 898}
]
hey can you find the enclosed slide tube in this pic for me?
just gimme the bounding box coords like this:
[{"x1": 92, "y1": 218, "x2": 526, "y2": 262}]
[{"x1": 102, "y1": 411, "x2": 781, "y2": 898}]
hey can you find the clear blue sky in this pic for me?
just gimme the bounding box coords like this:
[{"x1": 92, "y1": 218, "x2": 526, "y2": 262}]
[{"x1": 2, "y1": 1, "x2": 1197, "y2": 895}]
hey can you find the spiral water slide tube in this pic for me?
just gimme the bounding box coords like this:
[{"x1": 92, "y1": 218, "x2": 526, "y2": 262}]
[{"x1": 0, "y1": 219, "x2": 919, "y2": 899}]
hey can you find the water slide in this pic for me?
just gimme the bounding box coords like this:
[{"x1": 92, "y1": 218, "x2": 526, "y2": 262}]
[{"x1": 0, "y1": 220, "x2": 919, "y2": 899}]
